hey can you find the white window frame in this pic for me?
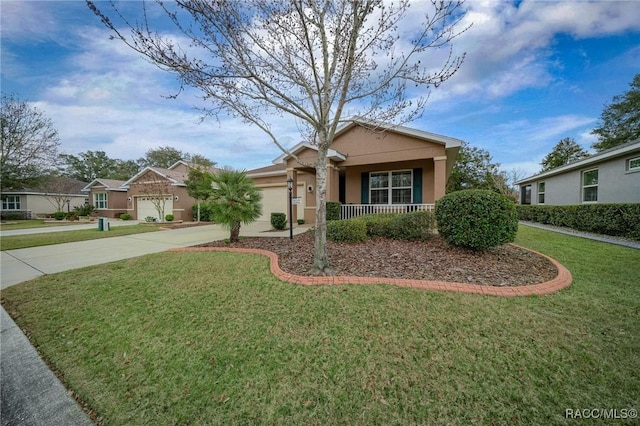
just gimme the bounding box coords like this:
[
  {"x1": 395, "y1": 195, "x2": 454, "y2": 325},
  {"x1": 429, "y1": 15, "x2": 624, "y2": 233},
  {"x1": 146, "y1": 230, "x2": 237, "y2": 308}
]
[
  {"x1": 628, "y1": 156, "x2": 640, "y2": 172},
  {"x1": 2, "y1": 195, "x2": 21, "y2": 210},
  {"x1": 369, "y1": 170, "x2": 413, "y2": 205},
  {"x1": 537, "y1": 181, "x2": 546, "y2": 204},
  {"x1": 94, "y1": 192, "x2": 108, "y2": 209},
  {"x1": 582, "y1": 168, "x2": 598, "y2": 203}
]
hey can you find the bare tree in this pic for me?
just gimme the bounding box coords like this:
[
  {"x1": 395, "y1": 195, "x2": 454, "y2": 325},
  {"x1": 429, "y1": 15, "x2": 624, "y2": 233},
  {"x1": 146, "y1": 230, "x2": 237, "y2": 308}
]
[
  {"x1": 1, "y1": 94, "x2": 60, "y2": 190},
  {"x1": 88, "y1": 0, "x2": 469, "y2": 273},
  {"x1": 491, "y1": 168, "x2": 526, "y2": 202},
  {"x1": 41, "y1": 176, "x2": 85, "y2": 213},
  {"x1": 132, "y1": 172, "x2": 173, "y2": 221}
]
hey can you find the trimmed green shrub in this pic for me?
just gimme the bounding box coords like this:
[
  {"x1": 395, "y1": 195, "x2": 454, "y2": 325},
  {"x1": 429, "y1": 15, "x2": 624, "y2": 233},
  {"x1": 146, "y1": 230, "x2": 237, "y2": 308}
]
[
  {"x1": 517, "y1": 204, "x2": 640, "y2": 240},
  {"x1": 297, "y1": 219, "x2": 305, "y2": 225},
  {"x1": 192, "y1": 204, "x2": 214, "y2": 222},
  {"x1": 119, "y1": 213, "x2": 132, "y2": 220},
  {"x1": 436, "y1": 190, "x2": 518, "y2": 250},
  {"x1": 327, "y1": 218, "x2": 368, "y2": 243},
  {"x1": 326, "y1": 201, "x2": 341, "y2": 221},
  {"x1": 53, "y1": 211, "x2": 65, "y2": 220},
  {"x1": 361, "y1": 213, "x2": 397, "y2": 238},
  {"x1": 165, "y1": 214, "x2": 174, "y2": 222},
  {"x1": 0, "y1": 212, "x2": 26, "y2": 220},
  {"x1": 271, "y1": 212, "x2": 287, "y2": 230},
  {"x1": 389, "y1": 210, "x2": 436, "y2": 241}
]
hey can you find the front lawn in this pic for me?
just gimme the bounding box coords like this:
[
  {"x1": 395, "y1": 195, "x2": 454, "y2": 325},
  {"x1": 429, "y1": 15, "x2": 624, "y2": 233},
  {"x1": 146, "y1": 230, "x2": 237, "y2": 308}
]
[
  {"x1": 0, "y1": 225, "x2": 163, "y2": 251},
  {"x1": 1, "y1": 226, "x2": 638, "y2": 425},
  {"x1": 0, "y1": 219, "x2": 82, "y2": 230}
]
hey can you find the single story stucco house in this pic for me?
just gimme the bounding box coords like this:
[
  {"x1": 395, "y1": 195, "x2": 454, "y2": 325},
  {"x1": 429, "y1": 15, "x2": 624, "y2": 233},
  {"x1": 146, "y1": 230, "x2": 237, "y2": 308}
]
[
  {"x1": 83, "y1": 161, "x2": 216, "y2": 221},
  {"x1": 248, "y1": 119, "x2": 463, "y2": 223},
  {"x1": 516, "y1": 139, "x2": 640, "y2": 205},
  {"x1": 1, "y1": 177, "x2": 89, "y2": 219}
]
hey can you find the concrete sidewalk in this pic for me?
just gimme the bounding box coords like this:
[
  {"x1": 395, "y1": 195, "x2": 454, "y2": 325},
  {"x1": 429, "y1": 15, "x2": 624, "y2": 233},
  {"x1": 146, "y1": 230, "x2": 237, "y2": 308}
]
[{"x1": 1, "y1": 222, "x2": 307, "y2": 426}]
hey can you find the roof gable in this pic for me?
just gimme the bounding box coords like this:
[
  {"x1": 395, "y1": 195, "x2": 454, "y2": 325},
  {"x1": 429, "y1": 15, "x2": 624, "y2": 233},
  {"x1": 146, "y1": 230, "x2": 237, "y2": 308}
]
[
  {"x1": 271, "y1": 119, "x2": 462, "y2": 165},
  {"x1": 124, "y1": 166, "x2": 187, "y2": 187},
  {"x1": 82, "y1": 178, "x2": 127, "y2": 192},
  {"x1": 336, "y1": 119, "x2": 463, "y2": 148}
]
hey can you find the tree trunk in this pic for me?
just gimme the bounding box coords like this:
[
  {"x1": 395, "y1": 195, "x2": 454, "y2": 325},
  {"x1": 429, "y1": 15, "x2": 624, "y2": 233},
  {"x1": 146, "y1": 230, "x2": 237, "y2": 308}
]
[
  {"x1": 311, "y1": 147, "x2": 331, "y2": 275},
  {"x1": 230, "y1": 221, "x2": 241, "y2": 243}
]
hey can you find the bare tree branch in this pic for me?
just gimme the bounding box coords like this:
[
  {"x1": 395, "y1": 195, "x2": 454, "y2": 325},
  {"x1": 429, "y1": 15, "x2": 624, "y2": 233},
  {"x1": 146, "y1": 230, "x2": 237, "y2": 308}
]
[{"x1": 87, "y1": 0, "x2": 470, "y2": 272}]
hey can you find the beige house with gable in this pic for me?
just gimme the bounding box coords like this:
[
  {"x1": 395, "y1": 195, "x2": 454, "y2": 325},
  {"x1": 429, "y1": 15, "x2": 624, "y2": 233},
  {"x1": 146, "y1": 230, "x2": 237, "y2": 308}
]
[
  {"x1": 248, "y1": 120, "x2": 463, "y2": 223},
  {"x1": 83, "y1": 161, "x2": 213, "y2": 221}
]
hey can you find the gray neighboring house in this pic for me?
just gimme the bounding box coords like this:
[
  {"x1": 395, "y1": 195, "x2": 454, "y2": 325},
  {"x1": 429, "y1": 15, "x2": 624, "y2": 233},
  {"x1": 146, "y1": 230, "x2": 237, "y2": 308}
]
[{"x1": 516, "y1": 140, "x2": 640, "y2": 205}]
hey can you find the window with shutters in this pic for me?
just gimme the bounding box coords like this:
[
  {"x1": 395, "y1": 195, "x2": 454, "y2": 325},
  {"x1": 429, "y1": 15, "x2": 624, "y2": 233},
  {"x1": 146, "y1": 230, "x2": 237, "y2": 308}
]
[{"x1": 369, "y1": 170, "x2": 412, "y2": 204}]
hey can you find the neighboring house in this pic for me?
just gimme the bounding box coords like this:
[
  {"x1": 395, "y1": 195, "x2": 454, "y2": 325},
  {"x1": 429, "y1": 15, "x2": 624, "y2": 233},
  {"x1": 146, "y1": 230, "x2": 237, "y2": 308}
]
[
  {"x1": 81, "y1": 178, "x2": 128, "y2": 218},
  {"x1": 1, "y1": 177, "x2": 89, "y2": 219},
  {"x1": 248, "y1": 119, "x2": 463, "y2": 223},
  {"x1": 83, "y1": 161, "x2": 215, "y2": 221},
  {"x1": 516, "y1": 140, "x2": 640, "y2": 205}
]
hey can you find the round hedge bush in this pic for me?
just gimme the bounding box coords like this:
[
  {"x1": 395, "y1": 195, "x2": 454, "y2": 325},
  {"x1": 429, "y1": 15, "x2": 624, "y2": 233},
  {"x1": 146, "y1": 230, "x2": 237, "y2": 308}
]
[{"x1": 435, "y1": 190, "x2": 518, "y2": 250}]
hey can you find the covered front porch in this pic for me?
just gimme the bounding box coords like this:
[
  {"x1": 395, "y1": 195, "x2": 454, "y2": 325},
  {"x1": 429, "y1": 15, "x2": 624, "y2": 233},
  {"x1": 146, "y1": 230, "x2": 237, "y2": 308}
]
[{"x1": 265, "y1": 119, "x2": 462, "y2": 224}]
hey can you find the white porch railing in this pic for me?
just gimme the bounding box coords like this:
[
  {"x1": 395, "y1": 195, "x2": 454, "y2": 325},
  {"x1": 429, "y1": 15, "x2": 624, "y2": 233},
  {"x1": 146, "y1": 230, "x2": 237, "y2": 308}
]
[{"x1": 341, "y1": 203, "x2": 435, "y2": 220}]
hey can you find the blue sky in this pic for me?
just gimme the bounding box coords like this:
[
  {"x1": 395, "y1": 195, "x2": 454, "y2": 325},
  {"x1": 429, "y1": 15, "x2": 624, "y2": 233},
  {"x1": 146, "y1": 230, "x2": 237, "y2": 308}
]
[{"x1": 2, "y1": 1, "x2": 639, "y2": 177}]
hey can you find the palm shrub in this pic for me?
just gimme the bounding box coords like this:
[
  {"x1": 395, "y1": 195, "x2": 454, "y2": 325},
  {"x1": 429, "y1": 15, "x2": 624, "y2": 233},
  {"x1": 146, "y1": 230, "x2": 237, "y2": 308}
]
[
  {"x1": 206, "y1": 168, "x2": 262, "y2": 243},
  {"x1": 435, "y1": 190, "x2": 518, "y2": 250},
  {"x1": 73, "y1": 204, "x2": 96, "y2": 216}
]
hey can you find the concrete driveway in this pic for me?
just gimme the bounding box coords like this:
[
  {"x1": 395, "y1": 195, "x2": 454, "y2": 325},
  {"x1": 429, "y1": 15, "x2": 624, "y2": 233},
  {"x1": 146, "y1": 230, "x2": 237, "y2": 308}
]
[{"x1": 1, "y1": 224, "x2": 230, "y2": 289}]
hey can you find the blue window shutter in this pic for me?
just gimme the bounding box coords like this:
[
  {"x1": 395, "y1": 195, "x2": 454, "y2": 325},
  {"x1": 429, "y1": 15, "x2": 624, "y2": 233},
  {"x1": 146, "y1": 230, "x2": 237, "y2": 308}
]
[
  {"x1": 412, "y1": 168, "x2": 422, "y2": 203},
  {"x1": 361, "y1": 172, "x2": 369, "y2": 204}
]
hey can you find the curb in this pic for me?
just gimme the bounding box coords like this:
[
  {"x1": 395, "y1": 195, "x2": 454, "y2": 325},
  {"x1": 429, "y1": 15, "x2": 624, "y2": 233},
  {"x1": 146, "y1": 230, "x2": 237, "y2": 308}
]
[{"x1": 170, "y1": 244, "x2": 572, "y2": 297}]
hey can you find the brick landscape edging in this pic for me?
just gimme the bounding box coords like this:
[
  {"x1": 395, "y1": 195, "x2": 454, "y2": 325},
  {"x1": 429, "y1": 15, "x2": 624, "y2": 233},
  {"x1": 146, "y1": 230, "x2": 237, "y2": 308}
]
[{"x1": 170, "y1": 245, "x2": 572, "y2": 297}]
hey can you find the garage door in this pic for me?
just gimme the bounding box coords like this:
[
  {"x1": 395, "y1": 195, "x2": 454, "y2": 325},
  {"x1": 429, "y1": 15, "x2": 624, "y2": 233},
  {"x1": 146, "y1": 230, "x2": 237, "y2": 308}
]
[
  {"x1": 258, "y1": 185, "x2": 304, "y2": 222},
  {"x1": 136, "y1": 196, "x2": 173, "y2": 221}
]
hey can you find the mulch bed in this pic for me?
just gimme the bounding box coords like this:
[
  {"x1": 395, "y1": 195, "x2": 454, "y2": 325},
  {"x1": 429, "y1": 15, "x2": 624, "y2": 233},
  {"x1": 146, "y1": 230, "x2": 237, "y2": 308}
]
[{"x1": 198, "y1": 231, "x2": 558, "y2": 287}]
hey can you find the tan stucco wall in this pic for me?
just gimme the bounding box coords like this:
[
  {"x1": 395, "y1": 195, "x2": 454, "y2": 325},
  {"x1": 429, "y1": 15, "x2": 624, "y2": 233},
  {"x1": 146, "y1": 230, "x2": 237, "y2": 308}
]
[
  {"x1": 251, "y1": 171, "x2": 316, "y2": 223},
  {"x1": 17, "y1": 194, "x2": 88, "y2": 216},
  {"x1": 87, "y1": 184, "x2": 128, "y2": 219},
  {"x1": 333, "y1": 125, "x2": 447, "y2": 166}
]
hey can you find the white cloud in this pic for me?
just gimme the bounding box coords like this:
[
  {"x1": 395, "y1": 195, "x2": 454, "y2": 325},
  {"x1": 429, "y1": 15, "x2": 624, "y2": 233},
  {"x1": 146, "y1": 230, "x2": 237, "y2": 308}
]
[
  {"x1": 428, "y1": 0, "x2": 640, "y2": 104},
  {"x1": 0, "y1": 1, "x2": 58, "y2": 41}
]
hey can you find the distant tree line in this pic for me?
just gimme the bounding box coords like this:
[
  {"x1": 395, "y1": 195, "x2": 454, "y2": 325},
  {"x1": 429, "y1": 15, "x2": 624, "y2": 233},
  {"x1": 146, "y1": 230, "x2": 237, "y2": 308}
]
[{"x1": 58, "y1": 146, "x2": 215, "y2": 182}]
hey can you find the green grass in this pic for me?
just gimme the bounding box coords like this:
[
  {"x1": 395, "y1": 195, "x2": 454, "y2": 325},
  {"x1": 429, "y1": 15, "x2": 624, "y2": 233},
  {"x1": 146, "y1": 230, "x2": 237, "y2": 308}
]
[
  {"x1": 0, "y1": 225, "x2": 163, "y2": 250},
  {"x1": 1, "y1": 226, "x2": 638, "y2": 425},
  {"x1": 0, "y1": 219, "x2": 83, "y2": 230}
]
